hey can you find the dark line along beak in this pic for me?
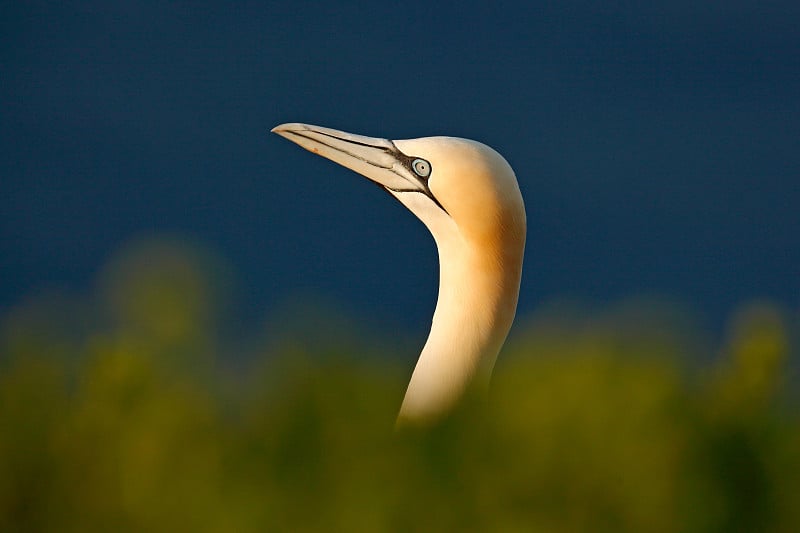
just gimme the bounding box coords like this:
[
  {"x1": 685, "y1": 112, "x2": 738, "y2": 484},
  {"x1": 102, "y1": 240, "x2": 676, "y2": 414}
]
[{"x1": 271, "y1": 123, "x2": 440, "y2": 206}]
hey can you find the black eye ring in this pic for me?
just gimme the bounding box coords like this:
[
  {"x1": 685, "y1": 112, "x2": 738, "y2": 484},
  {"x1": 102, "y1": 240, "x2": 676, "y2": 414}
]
[{"x1": 412, "y1": 158, "x2": 431, "y2": 178}]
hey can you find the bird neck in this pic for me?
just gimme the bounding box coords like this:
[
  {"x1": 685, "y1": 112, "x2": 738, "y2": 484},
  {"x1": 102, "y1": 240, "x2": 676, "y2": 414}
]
[{"x1": 397, "y1": 230, "x2": 523, "y2": 424}]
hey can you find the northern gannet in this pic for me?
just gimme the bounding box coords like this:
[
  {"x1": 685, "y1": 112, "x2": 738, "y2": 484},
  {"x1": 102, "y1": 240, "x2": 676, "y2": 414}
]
[{"x1": 272, "y1": 123, "x2": 526, "y2": 425}]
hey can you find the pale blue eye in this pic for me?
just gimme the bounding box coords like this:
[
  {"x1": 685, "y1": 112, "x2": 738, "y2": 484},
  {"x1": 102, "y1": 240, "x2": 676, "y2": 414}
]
[{"x1": 412, "y1": 158, "x2": 431, "y2": 178}]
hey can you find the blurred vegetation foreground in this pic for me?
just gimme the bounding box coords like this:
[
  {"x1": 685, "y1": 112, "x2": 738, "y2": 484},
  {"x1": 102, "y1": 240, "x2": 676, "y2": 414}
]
[{"x1": 1, "y1": 240, "x2": 798, "y2": 532}]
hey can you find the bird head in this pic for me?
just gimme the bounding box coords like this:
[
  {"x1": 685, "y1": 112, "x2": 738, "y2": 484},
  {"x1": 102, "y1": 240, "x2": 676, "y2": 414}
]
[{"x1": 271, "y1": 123, "x2": 525, "y2": 251}]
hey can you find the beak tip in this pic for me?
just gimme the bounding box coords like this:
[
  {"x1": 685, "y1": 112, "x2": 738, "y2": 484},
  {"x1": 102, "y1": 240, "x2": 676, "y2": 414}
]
[{"x1": 271, "y1": 122, "x2": 309, "y2": 136}]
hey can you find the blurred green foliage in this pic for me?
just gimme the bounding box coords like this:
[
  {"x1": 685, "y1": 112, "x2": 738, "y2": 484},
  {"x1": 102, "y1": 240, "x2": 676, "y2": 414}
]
[{"x1": 1, "y1": 239, "x2": 798, "y2": 532}]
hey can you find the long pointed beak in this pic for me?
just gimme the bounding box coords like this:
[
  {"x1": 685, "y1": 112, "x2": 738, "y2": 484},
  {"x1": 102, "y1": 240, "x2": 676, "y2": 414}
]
[{"x1": 271, "y1": 123, "x2": 429, "y2": 195}]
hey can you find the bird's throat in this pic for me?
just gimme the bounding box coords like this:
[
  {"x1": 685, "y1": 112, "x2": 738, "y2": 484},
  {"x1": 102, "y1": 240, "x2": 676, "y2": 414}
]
[{"x1": 397, "y1": 236, "x2": 523, "y2": 425}]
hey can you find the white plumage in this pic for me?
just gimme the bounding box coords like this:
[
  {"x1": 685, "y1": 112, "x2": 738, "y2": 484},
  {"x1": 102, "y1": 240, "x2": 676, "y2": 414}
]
[{"x1": 273, "y1": 123, "x2": 526, "y2": 425}]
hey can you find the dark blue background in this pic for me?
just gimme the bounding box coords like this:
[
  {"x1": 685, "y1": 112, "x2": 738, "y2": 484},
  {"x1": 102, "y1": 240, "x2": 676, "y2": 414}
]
[{"x1": 2, "y1": 1, "x2": 799, "y2": 335}]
